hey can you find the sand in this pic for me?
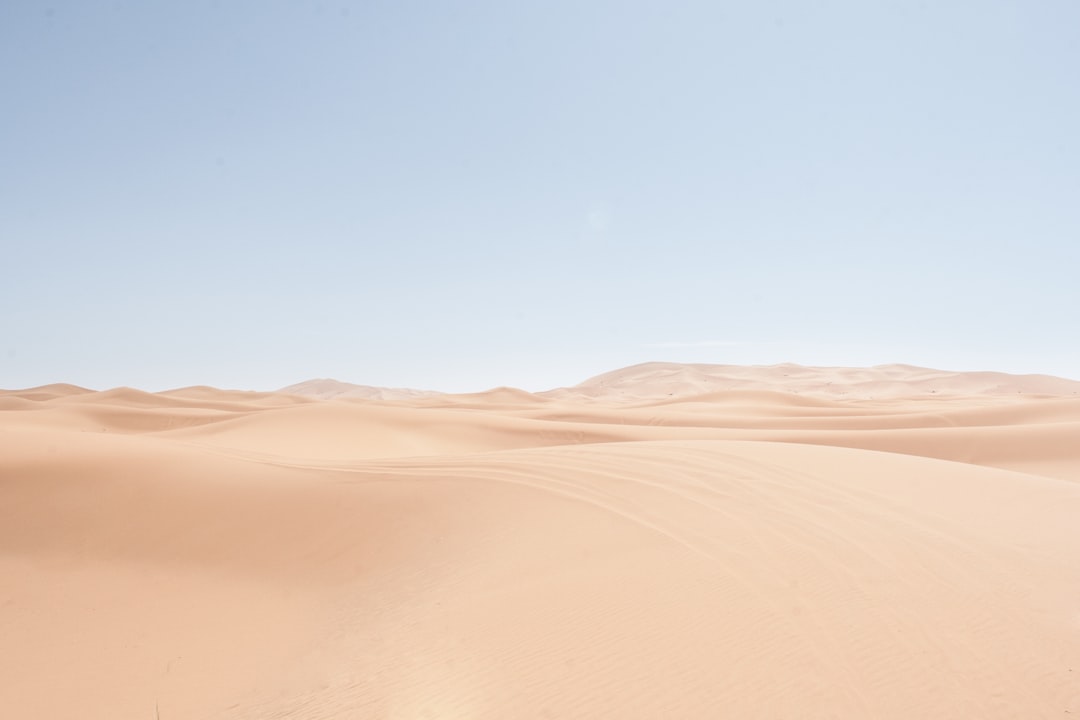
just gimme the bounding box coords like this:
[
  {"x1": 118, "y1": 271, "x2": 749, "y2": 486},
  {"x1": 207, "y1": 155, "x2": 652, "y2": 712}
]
[{"x1": 2, "y1": 363, "x2": 1079, "y2": 718}]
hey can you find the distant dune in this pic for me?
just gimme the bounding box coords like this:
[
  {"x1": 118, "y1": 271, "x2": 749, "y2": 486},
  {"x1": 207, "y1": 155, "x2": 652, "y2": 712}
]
[
  {"x1": 545, "y1": 361, "x2": 1080, "y2": 401},
  {"x1": 279, "y1": 377, "x2": 442, "y2": 401},
  {"x1": 3, "y1": 362, "x2": 1079, "y2": 718}
]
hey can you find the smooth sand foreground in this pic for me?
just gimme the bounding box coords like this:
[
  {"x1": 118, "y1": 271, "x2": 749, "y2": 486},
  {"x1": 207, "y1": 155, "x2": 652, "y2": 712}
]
[{"x1": 2, "y1": 363, "x2": 1079, "y2": 718}]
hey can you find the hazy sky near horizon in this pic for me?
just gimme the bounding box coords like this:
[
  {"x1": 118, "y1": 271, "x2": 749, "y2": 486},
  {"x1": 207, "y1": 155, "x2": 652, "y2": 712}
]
[{"x1": 3, "y1": 0, "x2": 1079, "y2": 391}]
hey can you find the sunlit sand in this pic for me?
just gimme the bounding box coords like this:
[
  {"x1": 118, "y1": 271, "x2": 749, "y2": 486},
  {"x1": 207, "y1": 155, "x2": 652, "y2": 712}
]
[{"x1": 3, "y1": 363, "x2": 1079, "y2": 718}]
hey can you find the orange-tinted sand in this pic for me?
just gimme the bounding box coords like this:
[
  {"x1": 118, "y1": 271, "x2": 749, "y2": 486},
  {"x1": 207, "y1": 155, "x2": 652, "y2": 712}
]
[{"x1": 2, "y1": 363, "x2": 1079, "y2": 718}]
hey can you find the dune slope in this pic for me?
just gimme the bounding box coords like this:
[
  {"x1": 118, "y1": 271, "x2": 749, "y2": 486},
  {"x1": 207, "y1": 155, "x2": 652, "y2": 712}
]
[{"x1": 2, "y1": 363, "x2": 1079, "y2": 718}]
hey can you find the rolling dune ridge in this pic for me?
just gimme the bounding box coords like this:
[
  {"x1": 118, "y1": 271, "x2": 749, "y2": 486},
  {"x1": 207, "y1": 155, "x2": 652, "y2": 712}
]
[{"x1": 2, "y1": 363, "x2": 1079, "y2": 718}]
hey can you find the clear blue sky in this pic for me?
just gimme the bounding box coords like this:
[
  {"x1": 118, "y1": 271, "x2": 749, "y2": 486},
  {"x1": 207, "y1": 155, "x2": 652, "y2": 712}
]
[{"x1": 3, "y1": 1, "x2": 1078, "y2": 391}]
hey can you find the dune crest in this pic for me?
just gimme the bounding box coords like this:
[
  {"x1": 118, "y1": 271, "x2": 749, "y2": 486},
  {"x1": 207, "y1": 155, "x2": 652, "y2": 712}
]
[{"x1": 3, "y1": 362, "x2": 1079, "y2": 718}]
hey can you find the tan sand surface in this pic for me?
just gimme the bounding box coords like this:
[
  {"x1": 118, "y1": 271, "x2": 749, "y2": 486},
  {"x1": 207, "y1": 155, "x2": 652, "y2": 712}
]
[{"x1": 2, "y1": 363, "x2": 1079, "y2": 718}]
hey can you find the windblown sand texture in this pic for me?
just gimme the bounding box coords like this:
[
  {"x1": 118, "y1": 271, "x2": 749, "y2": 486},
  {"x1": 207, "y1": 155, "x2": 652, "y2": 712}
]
[{"x1": 3, "y1": 363, "x2": 1079, "y2": 718}]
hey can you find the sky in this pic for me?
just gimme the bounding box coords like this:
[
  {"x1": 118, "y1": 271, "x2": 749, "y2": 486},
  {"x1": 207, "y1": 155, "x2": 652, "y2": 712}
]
[{"x1": 3, "y1": 0, "x2": 1079, "y2": 392}]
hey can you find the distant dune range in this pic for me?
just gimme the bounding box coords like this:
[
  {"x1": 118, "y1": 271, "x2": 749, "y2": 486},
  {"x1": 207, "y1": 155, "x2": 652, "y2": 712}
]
[{"x1": 3, "y1": 363, "x2": 1079, "y2": 718}]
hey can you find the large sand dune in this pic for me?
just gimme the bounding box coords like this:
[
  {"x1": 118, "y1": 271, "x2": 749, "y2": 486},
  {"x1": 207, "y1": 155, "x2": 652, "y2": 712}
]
[{"x1": 2, "y1": 363, "x2": 1079, "y2": 718}]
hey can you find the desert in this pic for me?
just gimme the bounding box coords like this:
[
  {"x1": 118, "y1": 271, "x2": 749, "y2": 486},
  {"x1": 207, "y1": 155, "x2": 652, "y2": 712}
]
[
  {"x1": 8, "y1": 1, "x2": 1078, "y2": 716},
  {"x1": 2, "y1": 362, "x2": 1078, "y2": 718}
]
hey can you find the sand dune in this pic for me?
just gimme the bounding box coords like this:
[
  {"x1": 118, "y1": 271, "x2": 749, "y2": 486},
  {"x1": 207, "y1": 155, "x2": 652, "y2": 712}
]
[
  {"x1": 2, "y1": 363, "x2": 1079, "y2": 718},
  {"x1": 551, "y1": 361, "x2": 1080, "y2": 400},
  {"x1": 280, "y1": 378, "x2": 442, "y2": 401}
]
